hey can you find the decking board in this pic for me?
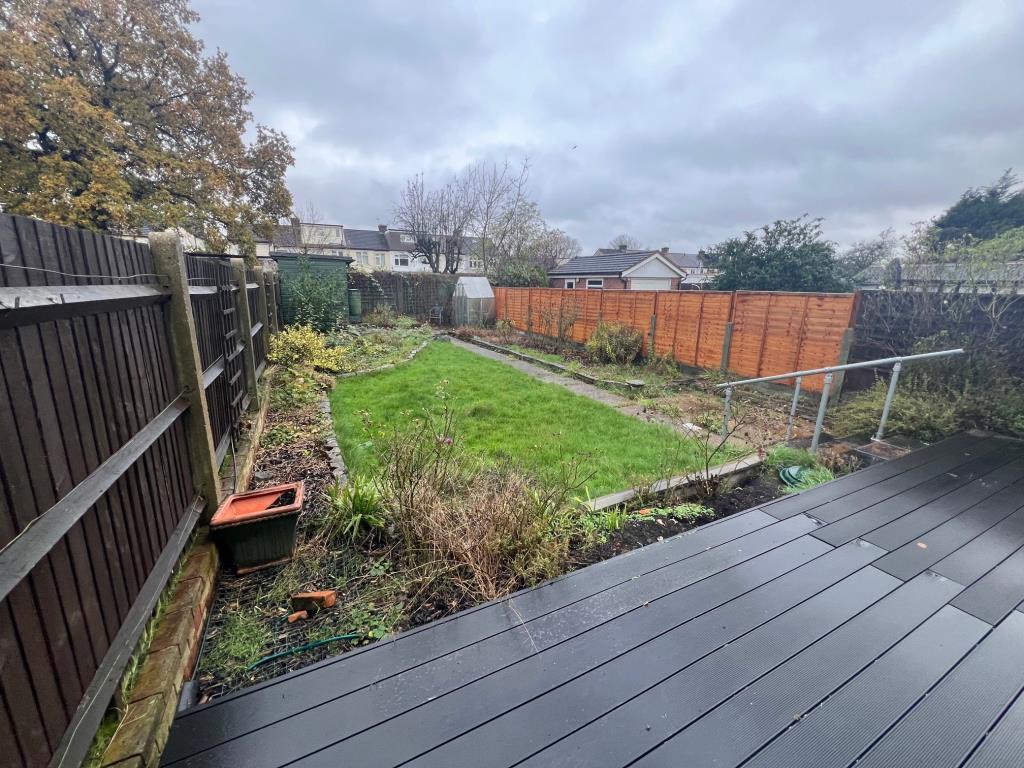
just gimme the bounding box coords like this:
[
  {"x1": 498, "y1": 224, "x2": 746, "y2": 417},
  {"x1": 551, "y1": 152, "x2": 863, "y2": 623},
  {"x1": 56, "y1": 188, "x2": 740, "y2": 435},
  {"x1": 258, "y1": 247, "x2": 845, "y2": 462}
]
[{"x1": 162, "y1": 434, "x2": 1024, "y2": 768}]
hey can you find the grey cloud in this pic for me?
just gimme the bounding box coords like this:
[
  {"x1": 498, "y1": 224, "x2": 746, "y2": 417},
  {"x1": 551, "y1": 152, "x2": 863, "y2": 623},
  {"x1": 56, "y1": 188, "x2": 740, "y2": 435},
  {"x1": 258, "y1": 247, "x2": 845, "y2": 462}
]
[{"x1": 193, "y1": 0, "x2": 1024, "y2": 252}]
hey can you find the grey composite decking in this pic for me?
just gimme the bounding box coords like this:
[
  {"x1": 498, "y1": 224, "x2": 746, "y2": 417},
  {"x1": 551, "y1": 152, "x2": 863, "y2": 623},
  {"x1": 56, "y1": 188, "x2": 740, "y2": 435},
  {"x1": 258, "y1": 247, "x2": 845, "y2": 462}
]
[{"x1": 162, "y1": 433, "x2": 1024, "y2": 768}]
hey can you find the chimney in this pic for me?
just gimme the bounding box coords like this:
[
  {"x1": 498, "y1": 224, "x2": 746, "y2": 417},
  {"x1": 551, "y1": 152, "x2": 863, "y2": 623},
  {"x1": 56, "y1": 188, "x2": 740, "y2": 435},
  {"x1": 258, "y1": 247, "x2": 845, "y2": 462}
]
[
  {"x1": 618, "y1": 243, "x2": 628, "y2": 251},
  {"x1": 660, "y1": 246, "x2": 669, "y2": 255},
  {"x1": 289, "y1": 216, "x2": 300, "y2": 227},
  {"x1": 378, "y1": 224, "x2": 387, "y2": 233}
]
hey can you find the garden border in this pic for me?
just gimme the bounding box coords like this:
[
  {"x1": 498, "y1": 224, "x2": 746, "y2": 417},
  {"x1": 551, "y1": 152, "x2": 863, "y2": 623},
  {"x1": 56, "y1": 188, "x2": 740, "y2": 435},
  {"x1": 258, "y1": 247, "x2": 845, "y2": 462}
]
[
  {"x1": 336, "y1": 333, "x2": 438, "y2": 379},
  {"x1": 464, "y1": 335, "x2": 644, "y2": 389},
  {"x1": 587, "y1": 452, "x2": 764, "y2": 511}
]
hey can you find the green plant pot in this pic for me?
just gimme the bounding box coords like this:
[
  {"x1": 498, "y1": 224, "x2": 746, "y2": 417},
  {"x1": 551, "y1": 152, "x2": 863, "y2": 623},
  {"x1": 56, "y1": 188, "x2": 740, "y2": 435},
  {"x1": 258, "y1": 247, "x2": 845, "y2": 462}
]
[{"x1": 211, "y1": 482, "x2": 304, "y2": 573}]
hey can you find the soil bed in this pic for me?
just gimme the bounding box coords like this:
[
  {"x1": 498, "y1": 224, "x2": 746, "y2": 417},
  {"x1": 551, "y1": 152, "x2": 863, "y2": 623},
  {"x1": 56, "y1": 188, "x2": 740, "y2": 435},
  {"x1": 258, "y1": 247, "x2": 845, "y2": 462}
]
[{"x1": 570, "y1": 473, "x2": 786, "y2": 568}]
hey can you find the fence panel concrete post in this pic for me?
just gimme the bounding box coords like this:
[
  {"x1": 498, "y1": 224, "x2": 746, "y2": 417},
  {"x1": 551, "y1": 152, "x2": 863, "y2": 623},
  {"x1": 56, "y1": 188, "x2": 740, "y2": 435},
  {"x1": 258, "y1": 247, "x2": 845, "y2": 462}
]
[
  {"x1": 720, "y1": 321, "x2": 735, "y2": 372},
  {"x1": 230, "y1": 258, "x2": 260, "y2": 409},
  {"x1": 149, "y1": 232, "x2": 222, "y2": 519},
  {"x1": 648, "y1": 292, "x2": 658, "y2": 359},
  {"x1": 830, "y1": 327, "x2": 856, "y2": 397}
]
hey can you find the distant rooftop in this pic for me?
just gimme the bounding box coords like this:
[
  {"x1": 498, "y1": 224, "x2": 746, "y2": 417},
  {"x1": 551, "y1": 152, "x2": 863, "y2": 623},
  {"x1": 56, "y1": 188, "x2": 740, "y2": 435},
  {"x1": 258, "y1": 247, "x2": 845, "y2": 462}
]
[{"x1": 550, "y1": 247, "x2": 703, "y2": 276}]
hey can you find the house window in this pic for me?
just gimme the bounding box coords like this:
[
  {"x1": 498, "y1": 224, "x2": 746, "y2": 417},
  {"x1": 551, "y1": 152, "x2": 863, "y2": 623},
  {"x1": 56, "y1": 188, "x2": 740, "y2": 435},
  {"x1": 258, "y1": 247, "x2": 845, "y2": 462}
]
[
  {"x1": 468, "y1": 259, "x2": 483, "y2": 271},
  {"x1": 357, "y1": 251, "x2": 368, "y2": 265},
  {"x1": 400, "y1": 234, "x2": 414, "y2": 244},
  {"x1": 394, "y1": 255, "x2": 410, "y2": 267},
  {"x1": 375, "y1": 252, "x2": 384, "y2": 267},
  {"x1": 564, "y1": 279, "x2": 576, "y2": 289},
  {"x1": 586, "y1": 279, "x2": 604, "y2": 289}
]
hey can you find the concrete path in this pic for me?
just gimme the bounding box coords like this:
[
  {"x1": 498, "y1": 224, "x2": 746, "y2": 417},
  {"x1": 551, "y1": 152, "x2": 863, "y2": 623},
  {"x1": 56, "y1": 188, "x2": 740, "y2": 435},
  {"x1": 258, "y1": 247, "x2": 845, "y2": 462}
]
[{"x1": 449, "y1": 337, "x2": 705, "y2": 438}]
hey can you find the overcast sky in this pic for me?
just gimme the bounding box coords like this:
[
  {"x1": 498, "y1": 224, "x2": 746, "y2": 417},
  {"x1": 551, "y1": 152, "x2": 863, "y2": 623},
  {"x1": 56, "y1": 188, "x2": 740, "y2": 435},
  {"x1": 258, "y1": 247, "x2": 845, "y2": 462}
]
[{"x1": 192, "y1": 0, "x2": 1024, "y2": 253}]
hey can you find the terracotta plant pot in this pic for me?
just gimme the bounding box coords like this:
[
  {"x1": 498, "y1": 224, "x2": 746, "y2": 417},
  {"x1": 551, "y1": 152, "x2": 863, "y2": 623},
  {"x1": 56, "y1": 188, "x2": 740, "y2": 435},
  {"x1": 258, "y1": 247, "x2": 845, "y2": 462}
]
[{"x1": 210, "y1": 482, "x2": 304, "y2": 573}]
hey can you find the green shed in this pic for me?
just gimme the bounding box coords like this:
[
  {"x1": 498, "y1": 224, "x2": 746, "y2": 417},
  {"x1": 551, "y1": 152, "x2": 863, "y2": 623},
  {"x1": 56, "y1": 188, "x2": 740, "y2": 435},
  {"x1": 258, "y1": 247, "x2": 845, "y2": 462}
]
[{"x1": 272, "y1": 251, "x2": 354, "y2": 330}]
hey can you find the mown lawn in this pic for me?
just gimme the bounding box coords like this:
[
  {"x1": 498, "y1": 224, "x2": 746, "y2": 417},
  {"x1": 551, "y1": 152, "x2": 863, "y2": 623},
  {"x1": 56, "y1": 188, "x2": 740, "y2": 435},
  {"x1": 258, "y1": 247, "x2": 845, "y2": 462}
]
[{"x1": 330, "y1": 341, "x2": 708, "y2": 497}]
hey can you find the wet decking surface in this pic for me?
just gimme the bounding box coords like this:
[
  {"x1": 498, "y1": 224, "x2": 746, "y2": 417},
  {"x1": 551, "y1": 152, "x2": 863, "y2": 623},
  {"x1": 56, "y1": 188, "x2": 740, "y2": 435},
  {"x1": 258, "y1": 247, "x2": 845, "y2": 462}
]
[{"x1": 163, "y1": 433, "x2": 1024, "y2": 767}]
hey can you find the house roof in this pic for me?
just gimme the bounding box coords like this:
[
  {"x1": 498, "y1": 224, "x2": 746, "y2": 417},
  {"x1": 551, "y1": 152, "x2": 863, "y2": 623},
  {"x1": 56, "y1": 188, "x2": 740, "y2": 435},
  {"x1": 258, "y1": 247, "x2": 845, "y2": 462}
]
[
  {"x1": 343, "y1": 228, "x2": 389, "y2": 251},
  {"x1": 551, "y1": 248, "x2": 703, "y2": 276},
  {"x1": 857, "y1": 260, "x2": 1024, "y2": 289}
]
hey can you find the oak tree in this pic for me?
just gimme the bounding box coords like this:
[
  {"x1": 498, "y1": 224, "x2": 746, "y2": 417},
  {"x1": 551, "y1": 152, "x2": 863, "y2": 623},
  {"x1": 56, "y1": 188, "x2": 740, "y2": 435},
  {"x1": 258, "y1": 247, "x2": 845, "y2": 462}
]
[{"x1": 0, "y1": 0, "x2": 293, "y2": 253}]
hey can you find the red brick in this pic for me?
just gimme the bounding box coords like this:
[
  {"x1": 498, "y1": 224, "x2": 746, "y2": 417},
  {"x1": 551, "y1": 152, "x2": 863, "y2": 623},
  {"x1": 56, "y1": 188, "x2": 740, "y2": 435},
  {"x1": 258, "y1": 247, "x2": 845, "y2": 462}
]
[
  {"x1": 129, "y1": 646, "x2": 183, "y2": 705},
  {"x1": 149, "y1": 607, "x2": 190, "y2": 653},
  {"x1": 287, "y1": 610, "x2": 308, "y2": 624},
  {"x1": 179, "y1": 542, "x2": 218, "y2": 591},
  {"x1": 100, "y1": 693, "x2": 173, "y2": 767},
  {"x1": 290, "y1": 590, "x2": 336, "y2": 612},
  {"x1": 165, "y1": 577, "x2": 206, "y2": 618}
]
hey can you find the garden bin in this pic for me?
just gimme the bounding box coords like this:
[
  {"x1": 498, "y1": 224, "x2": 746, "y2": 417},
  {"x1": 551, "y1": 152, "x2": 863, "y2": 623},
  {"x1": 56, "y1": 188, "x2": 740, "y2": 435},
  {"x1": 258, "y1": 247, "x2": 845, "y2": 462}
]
[{"x1": 211, "y1": 482, "x2": 304, "y2": 573}]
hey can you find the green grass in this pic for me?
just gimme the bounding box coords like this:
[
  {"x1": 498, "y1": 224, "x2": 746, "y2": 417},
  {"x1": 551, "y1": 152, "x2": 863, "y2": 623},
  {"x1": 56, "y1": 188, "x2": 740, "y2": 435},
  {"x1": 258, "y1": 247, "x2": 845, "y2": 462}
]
[
  {"x1": 204, "y1": 610, "x2": 273, "y2": 674},
  {"x1": 331, "y1": 342, "x2": 709, "y2": 496}
]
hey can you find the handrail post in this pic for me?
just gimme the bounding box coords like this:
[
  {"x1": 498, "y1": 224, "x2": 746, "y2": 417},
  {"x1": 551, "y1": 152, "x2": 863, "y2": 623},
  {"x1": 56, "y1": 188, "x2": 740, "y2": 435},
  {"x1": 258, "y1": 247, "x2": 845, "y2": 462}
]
[
  {"x1": 874, "y1": 360, "x2": 903, "y2": 441},
  {"x1": 785, "y1": 376, "x2": 803, "y2": 443},
  {"x1": 810, "y1": 372, "x2": 833, "y2": 453},
  {"x1": 721, "y1": 386, "x2": 733, "y2": 440}
]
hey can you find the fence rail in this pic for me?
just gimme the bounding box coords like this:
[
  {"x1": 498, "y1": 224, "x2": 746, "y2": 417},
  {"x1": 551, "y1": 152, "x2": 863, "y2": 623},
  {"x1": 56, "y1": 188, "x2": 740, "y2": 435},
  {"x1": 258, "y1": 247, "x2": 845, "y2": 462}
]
[
  {"x1": 0, "y1": 214, "x2": 279, "y2": 768},
  {"x1": 494, "y1": 287, "x2": 857, "y2": 391}
]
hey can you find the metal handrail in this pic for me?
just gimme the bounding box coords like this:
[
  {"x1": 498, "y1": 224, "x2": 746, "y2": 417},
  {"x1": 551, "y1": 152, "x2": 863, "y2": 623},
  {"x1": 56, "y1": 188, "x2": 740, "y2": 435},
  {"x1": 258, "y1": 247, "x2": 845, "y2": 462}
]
[{"x1": 715, "y1": 348, "x2": 964, "y2": 451}]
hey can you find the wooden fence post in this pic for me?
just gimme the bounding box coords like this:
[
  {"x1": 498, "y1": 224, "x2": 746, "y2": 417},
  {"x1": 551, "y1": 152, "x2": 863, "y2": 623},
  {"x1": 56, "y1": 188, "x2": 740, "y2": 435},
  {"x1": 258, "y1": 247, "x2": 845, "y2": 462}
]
[
  {"x1": 254, "y1": 263, "x2": 272, "y2": 337},
  {"x1": 263, "y1": 262, "x2": 280, "y2": 332},
  {"x1": 149, "y1": 232, "x2": 222, "y2": 519},
  {"x1": 230, "y1": 258, "x2": 260, "y2": 409}
]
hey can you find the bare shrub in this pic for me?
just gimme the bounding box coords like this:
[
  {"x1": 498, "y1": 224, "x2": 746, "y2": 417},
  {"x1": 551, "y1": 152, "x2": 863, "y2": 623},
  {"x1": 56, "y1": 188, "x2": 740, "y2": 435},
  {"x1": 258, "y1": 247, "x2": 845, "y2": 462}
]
[
  {"x1": 374, "y1": 401, "x2": 590, "y2": 604},
  {"x1": 585, "y1": 321, "x2": 643, "y2": 365}
]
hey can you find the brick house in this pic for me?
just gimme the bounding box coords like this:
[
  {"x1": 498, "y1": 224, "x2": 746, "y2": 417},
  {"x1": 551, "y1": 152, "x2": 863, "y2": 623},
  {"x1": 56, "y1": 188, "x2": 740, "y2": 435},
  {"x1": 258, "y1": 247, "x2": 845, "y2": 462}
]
[
  {"x1": 273, "y1": 219, "x2": 484, "y2": 274},
  {"x1": 548, "y1": 246, "x2": 712, "y2": 290}
]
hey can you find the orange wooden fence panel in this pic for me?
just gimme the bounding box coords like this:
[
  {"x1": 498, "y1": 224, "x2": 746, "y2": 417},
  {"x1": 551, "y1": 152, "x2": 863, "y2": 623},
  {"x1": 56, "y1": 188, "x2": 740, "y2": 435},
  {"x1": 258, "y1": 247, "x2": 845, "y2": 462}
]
[
  {"x1": 729, "y1": 291, "x2": 856, "y2": 391},
  {"x1": 487, "y1": 287, "x2": 854, "y2": 391}
]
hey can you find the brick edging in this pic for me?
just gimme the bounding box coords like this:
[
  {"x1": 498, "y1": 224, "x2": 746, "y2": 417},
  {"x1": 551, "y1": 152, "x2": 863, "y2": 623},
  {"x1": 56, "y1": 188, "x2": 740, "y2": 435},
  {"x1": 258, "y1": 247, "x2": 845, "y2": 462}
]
[{"x1": 99, "y1": 531, "x2": 219, "y2": 768}]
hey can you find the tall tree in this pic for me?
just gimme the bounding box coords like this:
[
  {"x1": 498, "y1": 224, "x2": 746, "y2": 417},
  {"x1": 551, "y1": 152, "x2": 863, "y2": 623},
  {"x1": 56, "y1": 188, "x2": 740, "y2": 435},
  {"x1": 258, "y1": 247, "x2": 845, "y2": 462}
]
[
  {"x1": 533, "y1": 227, "x2": 581, "y2": 270},
  {"x1": 608, "y1": 233, "x2": 644, "y2": 250},
  {"x1": 0, "y1": 0, "x2": 293, "y2": 253},
  {"x1": 933, "y1": 170, "x2": 1024, "y2": 245},
  {"x1": 393, "y1": 172, "x2": 473, "y2": 273},
  {"x1": 701, "y1": 216, "x2": 850, "y2": 292},
  {"x1": 465, "y1": 157, "x2": 530, "y2": 271}
]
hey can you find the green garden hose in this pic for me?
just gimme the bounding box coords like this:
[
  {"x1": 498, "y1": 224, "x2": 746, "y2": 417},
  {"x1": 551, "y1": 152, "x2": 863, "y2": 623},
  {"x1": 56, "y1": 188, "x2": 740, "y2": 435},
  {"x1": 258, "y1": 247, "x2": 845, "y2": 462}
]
[{"x1": 246, "y1": 632, "x2": 363, "y2": 670}]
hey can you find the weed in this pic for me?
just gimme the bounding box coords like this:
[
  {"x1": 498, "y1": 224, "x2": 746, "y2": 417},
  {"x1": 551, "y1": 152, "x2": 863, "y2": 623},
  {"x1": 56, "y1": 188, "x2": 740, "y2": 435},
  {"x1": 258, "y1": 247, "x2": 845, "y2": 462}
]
[
  {"x1": 644, "y1": 503, "x2": 715, "y2": 523},
  {"x1": 261, "y1": 423, "x2": 298, "y2": 448},
  {"x1": 205, "y1": 610, "x2": 273, "y2": 674},
  {"x1": 585, "y1": 321, "x2": 643, "y2": 364},
  {"x1": 782, "y1": 466, "x2": 835, "y2": 493},
  {"x1": 763, "y1": 445, "x2": 818, "y2": 472},
  {"x1": 363, "y1": 305, "x2": 402, "y2": 327},
  {"x1": 346, "y1": 601, "x2": 403, "y2": 641}
]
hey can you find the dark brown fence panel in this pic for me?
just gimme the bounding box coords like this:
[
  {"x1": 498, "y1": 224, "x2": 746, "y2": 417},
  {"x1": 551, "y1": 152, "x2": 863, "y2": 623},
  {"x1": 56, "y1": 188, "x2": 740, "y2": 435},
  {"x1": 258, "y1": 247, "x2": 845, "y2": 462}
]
[
  {"x1": 185, "y1": 254, "x2": 237, "y2": 463},
  {"x1": 246, "y1": 265, "x2": 267, "y2": 375},
  {"x1": 0, "y1": 214, "x2": 200, "y2": 767}
]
